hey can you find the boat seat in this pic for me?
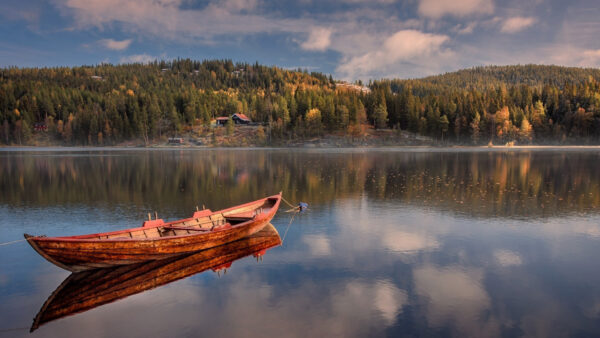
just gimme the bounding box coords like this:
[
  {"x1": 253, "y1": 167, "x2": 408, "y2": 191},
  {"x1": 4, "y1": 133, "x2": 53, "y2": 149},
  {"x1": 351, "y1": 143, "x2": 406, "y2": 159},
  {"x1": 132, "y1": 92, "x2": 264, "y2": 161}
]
[
  {"x1": 225, "y1": 211, "x2": 255, "y2": 221},
  {"x1": 192, "y1": 209, "x2": 212, "y2": 218},
  {"x1": 142, "y1": 219, "x2": 165, "y2": 228}
]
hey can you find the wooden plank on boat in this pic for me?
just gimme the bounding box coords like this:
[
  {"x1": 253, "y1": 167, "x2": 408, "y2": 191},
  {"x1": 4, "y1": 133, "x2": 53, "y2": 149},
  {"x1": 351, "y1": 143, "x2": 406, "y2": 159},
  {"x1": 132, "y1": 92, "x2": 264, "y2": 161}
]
[
  {"x1": 164, "y1": 226, "x2": 210, "y2": 232},
  {"x1": 143, "y1": 228, "x2": 160, "y2": 238}
]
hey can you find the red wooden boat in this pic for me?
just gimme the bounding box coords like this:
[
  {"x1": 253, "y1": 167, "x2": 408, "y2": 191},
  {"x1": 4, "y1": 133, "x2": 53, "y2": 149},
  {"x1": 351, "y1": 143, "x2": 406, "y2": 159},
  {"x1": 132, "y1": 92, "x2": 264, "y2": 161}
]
[
  {"x1": 30, "y1": 224, "x2": 282, "y2": 332},
  {"x1": 24, "y1": 193, "x2": 282, "y2": 272}
]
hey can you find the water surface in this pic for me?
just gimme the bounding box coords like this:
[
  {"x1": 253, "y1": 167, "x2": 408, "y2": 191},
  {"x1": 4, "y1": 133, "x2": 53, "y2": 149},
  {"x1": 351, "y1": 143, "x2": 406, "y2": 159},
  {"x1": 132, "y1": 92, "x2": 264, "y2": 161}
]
[{"x1": 1, "y1": 149, "x2": 599, "y2": 337}]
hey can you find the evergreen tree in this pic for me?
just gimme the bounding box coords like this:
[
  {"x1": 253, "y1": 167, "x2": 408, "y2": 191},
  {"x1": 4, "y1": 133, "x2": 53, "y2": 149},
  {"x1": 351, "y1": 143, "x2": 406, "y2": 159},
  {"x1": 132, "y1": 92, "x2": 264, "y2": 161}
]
[{"x1": 374, "y1": 104, "x2": 388, "y2": 129}]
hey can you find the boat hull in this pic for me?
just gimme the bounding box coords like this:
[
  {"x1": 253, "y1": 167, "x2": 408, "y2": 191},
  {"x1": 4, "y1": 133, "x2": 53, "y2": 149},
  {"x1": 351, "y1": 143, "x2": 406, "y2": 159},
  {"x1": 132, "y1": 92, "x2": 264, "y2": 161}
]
[
  {"x1": 25, "y1": 194, "x2": 281, "y2": 271},
  {"x1": 30, "y1": 224, "x2": 282, "y2": 332}
]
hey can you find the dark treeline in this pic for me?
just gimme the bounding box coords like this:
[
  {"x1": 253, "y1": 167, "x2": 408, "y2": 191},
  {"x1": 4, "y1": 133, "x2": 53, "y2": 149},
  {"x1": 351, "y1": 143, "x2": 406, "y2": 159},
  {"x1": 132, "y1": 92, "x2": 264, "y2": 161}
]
[
  {"x1": 0, "y1": 59, "x2": 368, "y2": 145},
  {"x1": 417, "y1": 65, "x2": 600, "y2": 89},
  {"x1": 371, "y1": 65, "x2": 600, "y2": 144},
  {"x1": 1, "y1": 60, "x2": 600, "y2": 145}
]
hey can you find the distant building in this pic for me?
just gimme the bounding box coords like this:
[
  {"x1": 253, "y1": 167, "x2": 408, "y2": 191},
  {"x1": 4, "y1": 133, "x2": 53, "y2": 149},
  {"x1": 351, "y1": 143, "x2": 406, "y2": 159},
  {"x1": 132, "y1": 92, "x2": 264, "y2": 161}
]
[
  {"x1": 232, "y1": 113, "x2": 251, "y2": 124},
  {"x1": 34, "y1": 122, "x2": 47, "y2": 132},
  {"x1": 216, "y1": 117, "x2": 229, "y2": 126},
  {"x1": 168, "y1": 137, "x2": 184, "y2": 144},
  {"x1": 90, "y1": 75, "x2": 103, "y2": 80},
  {"x1": 216, "y1": 114, "x2": 252, "y2": 126}
]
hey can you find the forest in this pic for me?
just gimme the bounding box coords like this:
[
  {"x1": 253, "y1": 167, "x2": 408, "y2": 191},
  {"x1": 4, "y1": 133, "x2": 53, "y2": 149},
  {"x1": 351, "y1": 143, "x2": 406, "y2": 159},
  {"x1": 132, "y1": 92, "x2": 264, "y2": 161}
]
[{"x1": 1, "y1": 60, "x2": 600, "y2": 145}]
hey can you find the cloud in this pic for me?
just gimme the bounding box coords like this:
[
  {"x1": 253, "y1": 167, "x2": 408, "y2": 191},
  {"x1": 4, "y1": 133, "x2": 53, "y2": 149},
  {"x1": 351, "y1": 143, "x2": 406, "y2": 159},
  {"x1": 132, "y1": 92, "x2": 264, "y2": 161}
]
[
  {"x1": 541, "y1": 9, "x2": 600, "y2": 68},
  {"x1": 99, "y1": 38, "x2": 132, "y2": 50},
  {"x1": 338, "y1": 0, "x2": 396, "y2": 3},
  {"x1": 577, "y1": 49, "x2": 600, "y2": 68},
  {"x1": 336, "y1": 29, "x2": 450, "y2": 79},
  {"x1": 0, "y1": 2, "x2": 42, "y2": 31},
  {"x1": 302, "y1": 234, "x2": 332, "y2": 256},
  {"x1": 119, "y1": 53, "x2": 155, "y2": 64},
  {"x1": 534, "y1": 47, "x2": 600, "y2": 69},
  {"x1": 381, "y1": 230, "x2": 439, "y2": 253},
  {"x1": 373, "y1": 280, "x2": 408, "y2": 325},
  {"x1": 330, "y1": 280, "x2": 408, "y2": 329},
  {"x1": 414, "y1": 265, "x2": 500, "y2": 336},
  {"x1": 300, "y1": 28, "x2": 332, "y2": 51},
  {"x1": 418, "y1": 0, "x2": 494, "y2": 19},
  {"x1": 493, "y1": 249, "x2": 523, "y2": 266},
  {"x1": 54, "y1": 0, "x2": 457, "y2": 79},
  {"x1": 221, "y1": 0, "x2": 259, "y2": 12},
  {"x1": 454, "y1": 22, "x2": 478, "y2": 35},
  {"x1": 55, "y1": 0, "x2": 306, "y2": 40},
  {"x1": 500, "y1": 16, "x2": 536, "y2": 33}
]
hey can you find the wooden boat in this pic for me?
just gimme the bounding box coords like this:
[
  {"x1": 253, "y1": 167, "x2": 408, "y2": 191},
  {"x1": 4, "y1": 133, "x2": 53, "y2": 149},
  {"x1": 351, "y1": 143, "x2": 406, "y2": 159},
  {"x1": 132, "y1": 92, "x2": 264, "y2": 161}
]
[
  {"x1": 25, "y1": 193, "x2": 282, "y2": 272},
  {"x1": 30, "y1": 224, "x2": 282, "y2": 332}
]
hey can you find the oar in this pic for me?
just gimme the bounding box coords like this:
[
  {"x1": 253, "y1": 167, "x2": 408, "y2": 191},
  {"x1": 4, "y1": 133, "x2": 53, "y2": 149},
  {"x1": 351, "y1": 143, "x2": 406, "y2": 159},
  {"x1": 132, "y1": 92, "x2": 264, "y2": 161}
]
[{"x1": 162, "y1": 226, "x2": 211, "y2": 232}]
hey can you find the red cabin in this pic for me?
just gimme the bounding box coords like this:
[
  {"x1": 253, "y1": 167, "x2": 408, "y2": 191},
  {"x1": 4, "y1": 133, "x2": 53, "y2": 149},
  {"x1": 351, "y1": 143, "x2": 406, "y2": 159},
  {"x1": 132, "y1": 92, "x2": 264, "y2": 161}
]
[{"x1": 34, "y1": 123, "x2": 48, "y2": 132}]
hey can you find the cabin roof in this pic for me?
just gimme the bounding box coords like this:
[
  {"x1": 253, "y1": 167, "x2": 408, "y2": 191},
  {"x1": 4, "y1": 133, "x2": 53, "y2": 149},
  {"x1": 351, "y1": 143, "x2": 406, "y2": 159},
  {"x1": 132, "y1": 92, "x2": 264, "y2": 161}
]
[{"x1": 233, "y1": 113, "x2": 251, "y2": 121}]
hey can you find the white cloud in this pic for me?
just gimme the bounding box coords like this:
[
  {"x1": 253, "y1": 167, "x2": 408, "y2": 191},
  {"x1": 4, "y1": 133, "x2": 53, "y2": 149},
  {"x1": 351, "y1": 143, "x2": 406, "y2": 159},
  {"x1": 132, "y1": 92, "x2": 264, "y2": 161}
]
[
  {"x1": 331, "y1": 280, "x2": 408, "y2": 328},
  {"x1": 374, "y1": 280, "x2": 408, "y2": 325},
  {"x1": 541, "y1": 9, "x2": 600, "y2": 68},
  {"x1": 55, "y1": 0, "x2": 458, "y2": 79},
  {"x1": 302, "y1": 234, "x2": 332, "y2": 256},
  {"x1": 381, "y1": 230, "x2": 439, "y2": 253},
  {"x1": 55, "y1": 0, "x2": 594, "y2": 81},
  {"x1": 493, "y1": 249, "x2": 523, "y2": 266},
  {"x1": 99, "y1": 38, "x2": 132, "y2": 50},
  {"x1": 414, "y1": 265, "x2": 500, "y2": 336},
  {"x1": 336, "y1": 29, "x2": 450, "y2": 79},
  {"x1": 418, "y1": 0, "x2": 494, "y2": 19},
  {"x1": 222, "y1": 0, "x2": 259, "y2": 12},
  {"x1": 56, "y1": 0, "x2": 305, "y2": 40},
  {"x1": 337, "y1": 0, "x2": 396, "y2": 3},
  {"x1": 500, "y1": 16, "x2": 536, "y2": 33},
  {"x1": 578, "y1": 49, "x2": 600, "y2": 68},
  {"x1": 300, "y1": 28, "x2": 332, "y2": 51},
  {"x1": 119, "y1": 53, "x2": 155, "y2": 64},
  {"x1": 540, "y1": 48, "x2": 600, "y2": 69}
]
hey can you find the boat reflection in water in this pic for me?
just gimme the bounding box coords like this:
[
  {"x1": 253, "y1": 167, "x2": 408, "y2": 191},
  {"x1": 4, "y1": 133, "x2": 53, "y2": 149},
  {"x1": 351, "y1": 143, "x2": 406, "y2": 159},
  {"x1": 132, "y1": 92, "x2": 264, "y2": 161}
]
[{"x1": 31, "y1": 224, "x2": 282, "y2": 332}]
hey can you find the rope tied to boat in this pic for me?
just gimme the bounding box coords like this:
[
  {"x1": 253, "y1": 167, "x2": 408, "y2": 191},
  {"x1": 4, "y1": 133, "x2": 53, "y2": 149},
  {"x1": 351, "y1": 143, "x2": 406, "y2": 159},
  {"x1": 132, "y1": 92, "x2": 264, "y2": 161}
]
[
  {"x1": 281, "y1": 210, "x2": 297, "y2": 245},
  {"x1": 281, "y1": 195, "x2": 309, "y2": 213},
  {"x1": 280, "y1": 194, "x2": 308, "y2": 245},
  {"x1": 0, "y1": 238, "x2": 26, "y2": 247}
]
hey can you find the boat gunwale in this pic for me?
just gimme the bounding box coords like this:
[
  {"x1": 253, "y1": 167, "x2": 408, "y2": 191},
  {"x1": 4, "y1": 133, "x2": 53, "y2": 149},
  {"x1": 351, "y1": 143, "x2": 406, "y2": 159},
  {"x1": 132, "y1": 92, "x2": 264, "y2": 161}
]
[{"x1": 29, "y1": 193, "x2": 282, "y2": 243}]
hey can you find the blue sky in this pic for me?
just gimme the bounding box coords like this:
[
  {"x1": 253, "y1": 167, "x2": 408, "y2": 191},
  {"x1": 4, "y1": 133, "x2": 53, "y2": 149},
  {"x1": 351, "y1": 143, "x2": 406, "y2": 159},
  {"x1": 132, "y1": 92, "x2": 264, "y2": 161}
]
[{"x1": 1, "y1": 0, "x2": 599, "y2": 80}]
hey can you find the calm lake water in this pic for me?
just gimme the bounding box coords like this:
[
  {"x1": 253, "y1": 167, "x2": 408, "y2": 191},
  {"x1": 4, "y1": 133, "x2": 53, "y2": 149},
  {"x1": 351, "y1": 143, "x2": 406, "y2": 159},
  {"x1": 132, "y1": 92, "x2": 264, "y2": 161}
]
[{"x1": 1, "y1": 148, "x2": 600, "y2": 337}]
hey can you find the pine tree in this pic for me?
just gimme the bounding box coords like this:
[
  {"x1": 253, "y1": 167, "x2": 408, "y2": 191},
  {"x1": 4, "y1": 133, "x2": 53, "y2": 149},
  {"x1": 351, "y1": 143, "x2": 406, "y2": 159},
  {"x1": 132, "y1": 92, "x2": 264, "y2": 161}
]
[{"x1": 374, "y1": 104, "x2": 388, "y2": 129}]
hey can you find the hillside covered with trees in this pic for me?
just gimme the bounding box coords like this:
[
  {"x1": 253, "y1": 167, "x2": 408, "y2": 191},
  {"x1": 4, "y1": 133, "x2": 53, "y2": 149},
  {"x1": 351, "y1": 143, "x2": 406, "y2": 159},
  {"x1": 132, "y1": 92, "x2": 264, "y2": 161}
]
[{"x1": 1, "y1": 60, "x2": 599, "y2": 146}]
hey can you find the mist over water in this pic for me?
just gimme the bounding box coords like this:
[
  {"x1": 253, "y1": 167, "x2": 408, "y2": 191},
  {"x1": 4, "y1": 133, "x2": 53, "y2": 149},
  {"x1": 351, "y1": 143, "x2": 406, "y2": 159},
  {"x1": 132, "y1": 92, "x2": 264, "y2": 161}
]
[{"x1": 1, "y1": 149, "x2": 599, "y2": 337}]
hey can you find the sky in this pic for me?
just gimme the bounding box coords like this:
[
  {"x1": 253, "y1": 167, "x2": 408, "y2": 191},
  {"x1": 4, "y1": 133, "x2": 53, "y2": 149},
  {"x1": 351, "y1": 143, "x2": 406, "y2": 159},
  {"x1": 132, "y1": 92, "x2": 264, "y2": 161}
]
[{"x1": 1, "y1": 0, "x2": 600, "y2": 80}]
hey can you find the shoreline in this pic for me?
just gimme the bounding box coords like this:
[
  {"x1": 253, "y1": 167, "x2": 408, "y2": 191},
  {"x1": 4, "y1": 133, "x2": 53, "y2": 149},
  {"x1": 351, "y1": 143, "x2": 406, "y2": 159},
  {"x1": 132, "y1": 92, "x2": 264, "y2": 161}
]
[{"x1": 2, "y1": 145, "x2": 600, "y2": 152}]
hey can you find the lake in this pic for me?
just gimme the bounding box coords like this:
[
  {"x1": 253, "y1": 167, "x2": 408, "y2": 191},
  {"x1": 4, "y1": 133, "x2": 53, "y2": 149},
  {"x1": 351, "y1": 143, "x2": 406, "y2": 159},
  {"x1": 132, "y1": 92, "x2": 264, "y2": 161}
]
[{"x1": 1, "y1": 148, "x2": 599, "y2": 337}]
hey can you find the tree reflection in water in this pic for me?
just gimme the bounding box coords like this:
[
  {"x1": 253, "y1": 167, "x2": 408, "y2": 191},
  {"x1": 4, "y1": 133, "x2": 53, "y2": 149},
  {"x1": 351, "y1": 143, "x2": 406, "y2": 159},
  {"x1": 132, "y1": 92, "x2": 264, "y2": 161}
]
[{"x1": 1, "y1": 150, "x2": 598, "y2": 219}]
